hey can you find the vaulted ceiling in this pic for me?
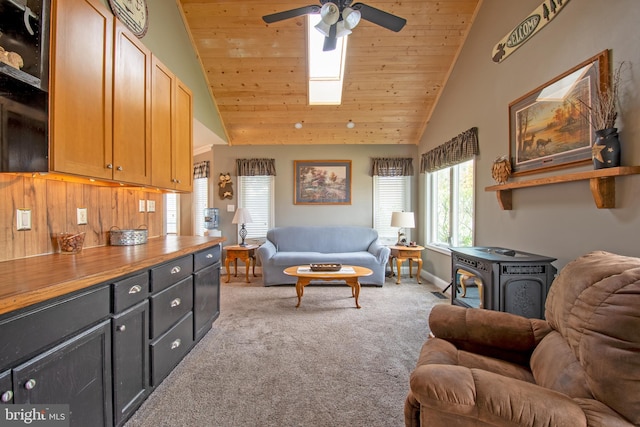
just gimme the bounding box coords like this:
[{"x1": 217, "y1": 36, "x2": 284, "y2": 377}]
[{"x1": 178, "y1": 0, "x2": 481, "y2": 146}]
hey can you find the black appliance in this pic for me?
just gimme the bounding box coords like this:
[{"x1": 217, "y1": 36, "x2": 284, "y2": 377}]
[
  {"x1": 450, "y1": 246, "x2": 556, "y2": 319},
  {"x1": 0, "y1": 0, "x2": 50, "y2": 172}
]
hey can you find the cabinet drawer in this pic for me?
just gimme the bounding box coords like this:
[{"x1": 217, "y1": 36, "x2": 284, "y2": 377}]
[
  {"x1": 0, "y1": 285, "x2": 110, "y2": 371},
  {"x1": 150, "y1": 313, "x2": 193, "y2": 386},
  {"x1": 150, "y1": 277, "x2": 193, "y2": 338},
  {"x1": 113, "y1": 272, "x2": 149, "y2": 312},
  {"x1": 150, "y1": 255, "x2": 193, "y2": 292},
  {"x1": 0, "y1": 370, "x2": 12, "y2": 404},
  {"x1": 194, "y1": 245, "x2": 221, "y2": 271}
]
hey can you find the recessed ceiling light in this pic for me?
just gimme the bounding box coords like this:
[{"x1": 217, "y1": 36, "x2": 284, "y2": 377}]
[
  {"x1": 294, "y1": 122, "x2": 303, "y2": 129},
  {"x1": 346, "y1": 121, "x2": 355, "y2": 129}
]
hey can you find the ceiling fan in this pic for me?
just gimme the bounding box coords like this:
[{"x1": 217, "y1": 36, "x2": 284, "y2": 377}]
[{"x1": 262, "y1": 0, "x2": 406, "y2": 51}]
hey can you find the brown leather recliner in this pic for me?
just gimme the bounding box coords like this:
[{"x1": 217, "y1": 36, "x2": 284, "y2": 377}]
[{"x1": 405, "y1": 251, "x2": 640, "y2": 427}]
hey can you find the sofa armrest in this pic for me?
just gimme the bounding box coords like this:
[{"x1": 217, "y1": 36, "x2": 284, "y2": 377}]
[
  {"x1": 410, "y1": 365, "x2": 587, "y2": 425},
  {"x1": 367, "y1": 240, "x2": 391, "y2": 265},
  {"x1": 429, "y1": 304, "x2": 552, "y2": 361},
  {"x1": 257, "y1": 240, "x2": 276, "y2": 263}
]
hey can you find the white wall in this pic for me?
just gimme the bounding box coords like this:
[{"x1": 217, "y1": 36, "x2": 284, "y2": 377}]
[{"x1": 419, "y1": 0, "x2": 640, "y2": 282}]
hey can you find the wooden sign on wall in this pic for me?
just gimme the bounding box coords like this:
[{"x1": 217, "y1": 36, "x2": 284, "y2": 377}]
[{"x1": 492, "y1": 0, "x2": 571, "y2": 63}]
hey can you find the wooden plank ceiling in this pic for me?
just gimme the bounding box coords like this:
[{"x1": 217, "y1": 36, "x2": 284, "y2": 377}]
[{"x1": 178, "y1": 0, "x2": 480, "y2": 145}]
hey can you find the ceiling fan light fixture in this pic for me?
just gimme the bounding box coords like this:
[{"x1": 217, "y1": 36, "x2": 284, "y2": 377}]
[
  {"x1": 335, "y1": 21, "x2": 352, "y2": 38},
  {"x1": 314, "y1": 20, "x2": 332, "y2": 37},
  {"x1": 342, "y1": 7, "x2": 361, "y2": 30},
  {"x1": 319, "y1": 2, "x2": 340, "y2": 25}
]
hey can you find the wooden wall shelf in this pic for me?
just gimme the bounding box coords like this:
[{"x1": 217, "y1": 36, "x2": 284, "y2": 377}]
[{"x1": 485, "y1": 166, "x2": 640, "y2": 210}]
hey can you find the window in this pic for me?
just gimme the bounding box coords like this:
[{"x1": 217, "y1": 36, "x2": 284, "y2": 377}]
[
  {"x1": 237, "y1": 175, "x2": 274, "y2": 243},
  {"x1": 165, "y1": 193, "x2": 178, "y2": 235},
  {"x1": 427, "y1": 159, "x2": 474, "y2": 249},
  {"x1": 373, "y1": 175, "x2": 411, "y2": 245},
  {"x1": 307, "y1": 14, "x2": 347, "y2": 105},
  {"x1": 193, "y1": 177, "x2": 208, "y2": 236}
]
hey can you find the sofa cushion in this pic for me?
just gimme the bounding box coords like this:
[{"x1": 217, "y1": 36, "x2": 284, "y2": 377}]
[{"x1": 271, "y1": 251, "x2": 376, "y2": 266}]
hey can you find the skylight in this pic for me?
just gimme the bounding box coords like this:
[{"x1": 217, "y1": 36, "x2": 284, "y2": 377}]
[{"x1": 307, "y1": 14, "x2": 347, "y2": 105}]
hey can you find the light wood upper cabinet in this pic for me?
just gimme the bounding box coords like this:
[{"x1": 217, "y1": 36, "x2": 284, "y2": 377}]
[
  {"x1": 50, "y1": 0, "x2": 113, "y2": 180},
  {"x1": 50, "y1": 0, "x2": 152, "y2": 186},
  {"x1": 113, "y1": 21, "x2": 151, "y2": 185},
  {"x1": 151, "y1": 57, "x2": 193, "y2": 192}
]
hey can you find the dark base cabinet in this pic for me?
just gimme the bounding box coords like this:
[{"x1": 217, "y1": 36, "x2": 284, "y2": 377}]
[
  {"x1": 193, "y1": 262, "x2": 221, "y2": 341},
  {"x1": 112, "y1": 300, "x2": 149, "y2": 427},
  {"x1": 0, "y1": 241, "x2": 223, "y2": 427},
  {"x1": 13, "y1": 320, "x2": 113, "y2": 427}
]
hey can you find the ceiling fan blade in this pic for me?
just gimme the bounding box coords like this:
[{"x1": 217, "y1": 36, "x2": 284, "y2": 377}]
[
  {"x1": 323, "y1": 24, "x2": 337, "y2": 51},
  {"x1": 351, "y1": 3, "x2": 406, "y2": 32},
  {"x1": 262, "y1": 5, "x2": 320, "y2": 23}
]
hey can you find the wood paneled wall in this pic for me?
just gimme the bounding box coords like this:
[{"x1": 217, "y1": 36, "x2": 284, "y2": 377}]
[{"x1": 0, "y1": 174, "x2": 164, "y2": 262}]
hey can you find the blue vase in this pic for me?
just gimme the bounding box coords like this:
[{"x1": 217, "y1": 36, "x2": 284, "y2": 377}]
[{"x1": 593, "y1": 128, "x2": 621, "y2": 169}]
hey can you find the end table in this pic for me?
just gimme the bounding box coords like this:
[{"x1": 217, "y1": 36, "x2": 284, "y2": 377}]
[
  {"x1": 389, "y1": 245, "x2": 424, "y2": 284},
  {"x1": 224, "y1": 244, "x2": 259, "y2": 283}
]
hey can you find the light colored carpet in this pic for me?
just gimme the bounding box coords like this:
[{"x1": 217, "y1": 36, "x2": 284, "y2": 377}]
[{"x1": 124, "y1": 268, "x2": 446, "y2": 427}]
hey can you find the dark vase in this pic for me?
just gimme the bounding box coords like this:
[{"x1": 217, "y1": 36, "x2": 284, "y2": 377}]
[{"x1": 593, "y1": 128, "x2": 621, "y2": 169}]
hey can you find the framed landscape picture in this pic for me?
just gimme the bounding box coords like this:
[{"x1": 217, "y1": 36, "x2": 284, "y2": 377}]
[
  {"x1": 509, "y1": 50, "x2": 609, "y2": 175},
  {"x1": 294, "y1": 160, "x2": 352, "y2": 205}
]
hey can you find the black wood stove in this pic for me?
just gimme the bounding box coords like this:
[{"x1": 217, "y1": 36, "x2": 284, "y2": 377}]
[{"x1": 450, "y1": 247, "x2": 556, "y2": 319}]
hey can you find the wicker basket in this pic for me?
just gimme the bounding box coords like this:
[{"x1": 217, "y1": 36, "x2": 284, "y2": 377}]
[
  {"x1": 109, "y1": 225, "x2": 148, "y2": 246},
  {"x1": 310, "y1": 263, "x2": 342, "y2": 272}
]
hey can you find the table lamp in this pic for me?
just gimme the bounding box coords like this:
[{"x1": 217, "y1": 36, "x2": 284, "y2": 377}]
[
  {"x1": 390, "y1": 211, "x2": 415, "y2": 246},
  {"x1": 232, "y1": 208, "x2": 253, "y2": 246}
]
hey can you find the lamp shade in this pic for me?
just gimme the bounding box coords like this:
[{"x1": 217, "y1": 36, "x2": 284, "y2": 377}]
[
  {"x1": 342, "y1": 7, "x2": 361, "y2": 30},
  {"x1": 390, "y1": 211, "x2": 415, "y2": 228},
  {"x1": 319, "y1": 2, "x2": 340, "y2": 25},
  {"x1": 232, "y1": 208, "x2": 253, "y2": 225}
]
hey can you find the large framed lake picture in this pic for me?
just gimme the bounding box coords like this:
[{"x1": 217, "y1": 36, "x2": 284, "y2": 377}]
[{"x1": 509, "y1": 50, "x2": 609, "y2": 175}]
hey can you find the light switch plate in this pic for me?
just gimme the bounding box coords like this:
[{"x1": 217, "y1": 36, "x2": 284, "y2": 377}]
[
  {"x1": 77, "y1": 208, "x2": 88, "y2": 225},
  {"x1": 139, "y1": 200, "x2": 146, "y2": 212},
  {"x1": 17, "y1": 208, "x2": 31, "y2": 230},
  {"x1": 227, "y1": 205, "x2": 235, "y2": 212},
  {"x1": 147, "y1": 200, "x2": 156, "y2": 212}
]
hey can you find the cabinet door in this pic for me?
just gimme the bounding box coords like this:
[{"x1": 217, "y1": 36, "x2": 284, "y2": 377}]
[
  {"x1": 0, "y1": 370, "x2": 12, "y2": 404},
  {"x1": 193, "y1": 262, "x2": 221, "y2": 341},
  {"x1": 50, "y1": 0, "x2": 113, "y2": 179},
  {"x1": 113, "y1": 300, "x2": 149, "y2": 427},
  {"x1": 150, "y1": 56, "x2": 175, "y2": 189},
  {"x1": 13, "y1": 320, "x2": 113, "y2": 427},
  {"x1": 113, "y1": 21, "x2": 151, "y2": 185},
  {"x1": 174, "y1": 79, "x2": 193, "y2": 192}
]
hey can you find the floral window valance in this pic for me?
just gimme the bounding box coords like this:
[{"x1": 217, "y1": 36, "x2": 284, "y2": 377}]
[
  {"x1": 193, "y1": 160, "x2": 210, "y2": 179},
  {"x1": 371, "y1": 157, "x2": 414, "y2": 176},
  {"x1": 236, "y1": 158, "x2": 277, "y2": 176},
  {"x1": 420, "y1": 127, "x2": 479, "y2": 173}
]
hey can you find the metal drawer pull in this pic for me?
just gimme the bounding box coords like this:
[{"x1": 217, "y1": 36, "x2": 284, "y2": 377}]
[
  {"x1": 1, "y1": 390, "x2": 13, "y2": 402},
  {"x1": 206, "y1": 253, "x2": 213, "y2": 259},
  {"x1": 24, "y1": 379, "x2": 36, "y2": 390},
  {"x1": 128, "y1": 284, "x2": 142, "y2": 294},
  {"x1": 170, "y1": 298, "x2": 181, "y2": 308},
  {"x1": 170, "y1": 266, "x2": 181, "y2": 274},
  {"x1": 117, "y1": 325, "x2": 126, "y2": 332},
  {"x1": 170, "y1": 339, "x2": 181, "y2": 350}
]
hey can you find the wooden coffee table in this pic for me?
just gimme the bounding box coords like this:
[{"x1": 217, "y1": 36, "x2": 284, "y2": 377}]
[{"x1": 283, "y1": 265, "x2": 373, "y2": 309}]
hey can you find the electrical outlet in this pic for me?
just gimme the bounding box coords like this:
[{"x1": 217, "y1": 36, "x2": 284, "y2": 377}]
[
  {"x1": 77, "y1": 208, "x2": 88, "y2": 225},
  {"x1": 147, "y1": 200, "x2": 156, "y2": 212},
  {"x1": 17, "y1": 208, "x2": 31, "y2": 230},
  {"x1": 139, "y1": 200, "x2": 146, "y2": 212}
]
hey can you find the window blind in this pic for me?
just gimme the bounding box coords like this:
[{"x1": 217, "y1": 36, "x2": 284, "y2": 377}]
[
  {"x1": 373, "y1": 175, "x2": 411, "y2": 244},
  {"x1": 237, "y1": 175, "x2": 274, "y2": 241},
  {"x1": 193, "y1": 177, "x2": 208, "y2": 236}
]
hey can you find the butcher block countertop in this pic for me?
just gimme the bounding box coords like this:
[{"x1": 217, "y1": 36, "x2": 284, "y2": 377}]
[{"x1": 0, "y1": 235, "x2": 225, "y2": 316}]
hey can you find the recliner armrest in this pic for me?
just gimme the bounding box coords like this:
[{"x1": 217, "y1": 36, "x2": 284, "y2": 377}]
[
  {"x1": 410, "y1": 365, "x2": 587, "y2": 425},
  {"x1": 429, "y1": 304, "x2": 552, "y2": 361}
]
